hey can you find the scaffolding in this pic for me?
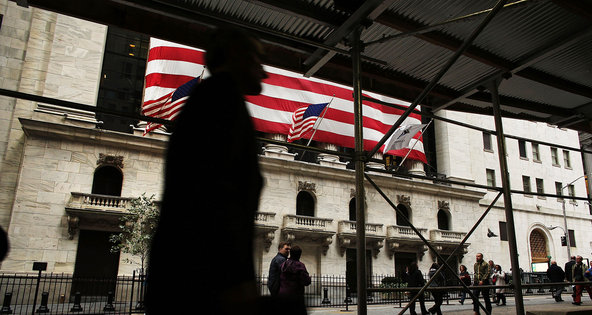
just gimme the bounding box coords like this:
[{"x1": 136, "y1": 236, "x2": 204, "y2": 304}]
[{"x1": 3, "y1": 1, "x2": 592, "y2": 314}]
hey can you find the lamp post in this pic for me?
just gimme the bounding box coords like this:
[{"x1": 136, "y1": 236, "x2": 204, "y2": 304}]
[
  {"x1": 556, "y1": 174, "x2": 589, "y2": 260},
  {"x1": 547, "y1": 225, "x2": 569, "y2": 259}
]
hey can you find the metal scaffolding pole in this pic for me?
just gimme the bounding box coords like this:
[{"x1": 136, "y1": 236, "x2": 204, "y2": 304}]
[
  {"x1": 489, "y1": 79, "x2": 525, "y2": 315},
  {"x1": 351, "y1": 25, "x2": 367, "y2": 315}
]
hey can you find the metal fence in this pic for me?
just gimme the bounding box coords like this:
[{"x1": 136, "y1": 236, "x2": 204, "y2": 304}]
[
  {"x1": 0, "y1": 271, "x2": 570, "y2": 313},
  {"x1": 256, "y1": 272, "x2": 570, "y2": 308},
  {"x1": 0, "y1": 271, "x2": 146, "y2": 315}
]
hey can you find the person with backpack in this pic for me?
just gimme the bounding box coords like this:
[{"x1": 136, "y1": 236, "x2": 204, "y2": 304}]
[
  {"x1": 492, "y1": 264, "x2": 507, "y2": 306},
  {"x1": 427, "y1": 263, "x2": 446, "y2": 315}
]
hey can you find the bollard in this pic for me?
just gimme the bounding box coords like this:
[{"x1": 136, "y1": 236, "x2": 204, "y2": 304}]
[
  {"x1": 342, "y1": 285, "x2": 353, "y2": 312},
  {"x1": 322, "y1": 288, "x2": 331, "y2": 304},
  {"x1": 36, "y1": 292, "x2": 50, "y2": 313},
  {"x1": 70, "y1": 292, "x2": 83, "y2": 312},
  {"x1": 103, "y1": 291, "x2": 115, "y2": 312},
  {"x1": 0, "y1": 292, "x2": 12, "y2": 314}
]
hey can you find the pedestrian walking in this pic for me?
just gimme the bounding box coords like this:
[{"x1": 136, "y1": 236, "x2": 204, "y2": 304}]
[
  {"x1": 565, "y1": 256, "x2": 576, "y2": 299},
  {"x1": 268, "y1": 242, "x2": 291, "y2": 296},
  {"x1": 459, "y1": 265, "x2": 471, "y2": 305},
  {"x1": 146, "y1": 26, "x2": 267, "y2": 315},
  {"x1": 489, "y1": 260, "x2": 497, "y2": 304},
  {"x1": 547, "y1": 260, "x2": 566, "y2": 302},
  {"x1": 427, "y1": 263, "x2": 445, "y2": 315},
  {"x1": 492, "y1": 264, "x2": 507, "y2": 306},
  {"x1": 403, "y1": 262, "x2": 429, "y2": 315},
  {"x1": 278, "y1": 246, "x2": 311, "y2": 301},
  {"x1": 571, "y1": 255, "x2": 592, "y2": 305},
  {"x1": 472, "y1": 253, "x2": 492, "y2": 315}
]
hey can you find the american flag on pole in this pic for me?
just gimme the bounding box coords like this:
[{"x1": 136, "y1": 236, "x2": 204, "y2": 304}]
[
  {"x1": 141, "y1": 38, "x2": 207, "y2": 134},
  {"x1": 287, "y1": 102, "x2": 330, "y2": 142},
  {"x1": 141, "y1": 38, "x2": 426, "y2": 163}
]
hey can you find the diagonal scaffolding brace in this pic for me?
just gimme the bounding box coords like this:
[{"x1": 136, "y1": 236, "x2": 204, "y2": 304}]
[{"x1": 365, "y1": 173, "x2": 503, "y2": 315}]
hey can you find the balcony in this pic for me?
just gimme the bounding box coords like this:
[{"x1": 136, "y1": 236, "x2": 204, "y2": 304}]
[
  {"x1": 65, "y1": 192, "x2": 132, "y2": 239},
  {"x1": 254, "y1": 212, "x2": 279, "y2": 251},
  {"x1": 281, "y1": 215, "x2": 335, "y2": 255},
  {"x1": 386, "y1": 225, "x2": 429, "y2": 258},
  {"x1": 429, "y1": 229, "x2": 470, "y2": 255},
  {"x1": 337, "y1": 220, "x2": 384, "y2": 257}
]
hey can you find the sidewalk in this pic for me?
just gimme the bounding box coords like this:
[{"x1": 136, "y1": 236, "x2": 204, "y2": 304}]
[{"x1": 307, "y1": 295, "x2": 592, "y2": 314}]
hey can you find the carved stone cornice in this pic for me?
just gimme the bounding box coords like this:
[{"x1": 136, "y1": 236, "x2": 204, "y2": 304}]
[
  {"x1": 397, "y1": 195, "x2": 411, "y2": 208},
  {"x1": 298, "y1": 181, "x2": 316, "y2": 193},
  {"x1": 97, "y1": 153, "x2": 124, "y2": 169}
]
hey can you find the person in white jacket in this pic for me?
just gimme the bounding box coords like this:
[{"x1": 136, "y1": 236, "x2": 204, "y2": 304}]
[{"x1": 492, "y1": 264, "x2": 507, "y2": 306}]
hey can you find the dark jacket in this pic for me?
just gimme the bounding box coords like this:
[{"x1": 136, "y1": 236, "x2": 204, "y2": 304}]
[
  {"x1": 268, "y1": 253, "x2": 288, "y2": 295},
  {"x1": 279, "y1": 259, "x2": 311, "y2": 297},
  {"x1": 546, "y1": 264, "x2": 565, "y2": 282},
  {"x1": 572, "y1": 263, "x2": 589, "y2": 282},
  {"x1": 404, "y1": 268, "x2": 425, "y2": 287},
  {"x1": 428, "y1": 268, "x2": 446, "y2": 287},
  {"x1": 565, "y1": 259, "x2": 576, "y2": 281},
  {"x1": 460, "y1": 270, "x2": 471, "y2": 285},
  {"x1": 474, "y1": 260, "x2": 490, "y2": 284}
]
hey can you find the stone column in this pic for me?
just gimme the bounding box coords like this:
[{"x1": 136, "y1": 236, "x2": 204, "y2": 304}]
[{"x1": 262, "y1": 134, "x2": 296, "y2": 160}]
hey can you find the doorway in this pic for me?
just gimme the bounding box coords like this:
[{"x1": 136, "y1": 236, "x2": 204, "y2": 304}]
[
  {"x1": 394, "y1": 252, "x2": 417, "y2": 280},
  {"x1": 345, "y1": 248, "x2": 372, "y2": 296},
  {"x1": 72, "y1": 230, "x2": 121, "y2": 297}
]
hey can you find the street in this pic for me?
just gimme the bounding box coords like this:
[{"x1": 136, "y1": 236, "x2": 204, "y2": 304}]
[{"x1": 307, "y1": 294, "x2": 592, "y2": 314}]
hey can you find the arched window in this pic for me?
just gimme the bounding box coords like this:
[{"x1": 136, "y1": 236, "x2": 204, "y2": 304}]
[
  {"x1": 396, "y1": 204, "x2": 410, "y2": 226},
  {"x1": 349, "y1": 198, "x2": 356, "y2": 221},
  {"x1": 530, "y1": 229, "x2": 549, "y2": 263},
  {"x1": 92, "y1": 165, "x2": 123, "y2": 196},
  {"x1": 437, "y1": 209, "x2": 450, "y2": 230},
  {"x1": 296, "y1": 191, "x2": 315, "y2": 217}
]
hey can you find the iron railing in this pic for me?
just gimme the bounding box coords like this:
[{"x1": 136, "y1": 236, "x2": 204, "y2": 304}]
[
  {"x1": 0, "y1": 271, "x2": 574, "y2": 313},
  {"x1": 0, "y1": 271, "x2": 146, "y2": 314}
]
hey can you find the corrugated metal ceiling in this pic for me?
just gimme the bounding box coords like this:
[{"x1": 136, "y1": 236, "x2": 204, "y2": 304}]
[{"x1": 22, "y1": 0, "x2": 592, "y2": 132}]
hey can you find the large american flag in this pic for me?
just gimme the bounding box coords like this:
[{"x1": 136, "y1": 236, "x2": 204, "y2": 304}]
[{"x1": 141, "y1": 38, "x2": 426, "y2": 163}]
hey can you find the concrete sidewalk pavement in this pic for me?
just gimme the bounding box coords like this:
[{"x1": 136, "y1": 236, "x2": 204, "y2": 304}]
[{"x1": 307, "y1": 294, "x2": 592, "y2": 315}]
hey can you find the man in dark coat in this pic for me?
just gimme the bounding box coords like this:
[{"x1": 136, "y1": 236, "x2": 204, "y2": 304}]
[
  {"x1": 565, "y1": 256, "x2": 576, "y2": 299},
  {"x1": 547, "y1": 260, "x2": 565, "y2": 302},
  {"x1": 403, "y1": 262, "x2": 428, "y2": 315},
  {"x1": 145, "y1": 26, "x2": 267, "y2": 315},
  {"x1": 268, "y1": 242, "x2": 291, "y2": 296}
]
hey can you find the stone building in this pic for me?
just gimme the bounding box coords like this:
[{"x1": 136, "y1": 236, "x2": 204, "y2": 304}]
[{"x1": 1, "y1": 1, "x2": 591, "y2": 288}]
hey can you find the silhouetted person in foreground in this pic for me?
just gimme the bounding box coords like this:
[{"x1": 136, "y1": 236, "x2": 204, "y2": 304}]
[{"x1": 145, "y1": 26, "x2": 273, "y2": 315}]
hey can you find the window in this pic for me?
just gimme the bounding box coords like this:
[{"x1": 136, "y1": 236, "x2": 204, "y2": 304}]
[
  {"x1": 483, "y1": 132, "x2": 492, "y2": 151},
  {"x1": 97, "y1": 26, "x2": 150, "y2": 133},
  {"x1": 92, "y1": 166, "x2": 123, "y2": 196},
  {"x1": 567, "y1": 184, "x2": 575, "y2": 200},
  {"x1": 555, "y1": 182, "x2": 563, "y2": 199},
  {"x1": 563, "y1": 150, "x2": 571, "y2": 168},
  {"x1": 518, "y1": 140, "x2": 527, "y2": 159},
  {"x1": 535, "y1": 178, "x2": 544, "y2": 195},
  {"x1": 396, "y1": 204, "x2": 410, "y2": 226},
  {"x1": 551, "y1": 147, "x2": 560, "y2": 166},
  {"x1": 499, "y1": 221, "x2": 508, "y2": 241},
  {"x1": 486, "y1": 169, "x2": 496, "y2": 187},
  {"x1": 437, "y1": 210, "x2": 450, "y2": 230},
  {"x1": 568, "y1": 229, "x2": 576, "y2": 247},
  {"x1": 532, "y1": 143, "x2": 540, "y2": 162},
  {"x1": 349, "y1": 198, "x2": 356, "y2": 221},
  {"x1": 296, "y1": 191, "x2": 315, "y2": 217},
  {"x1": 522, "y1": 175, "x2": 531, "y2": 193}
]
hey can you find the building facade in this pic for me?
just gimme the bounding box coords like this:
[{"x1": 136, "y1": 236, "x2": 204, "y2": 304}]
[{"x1": 1, "y1": 1, "x2": 591, "y2": 287}]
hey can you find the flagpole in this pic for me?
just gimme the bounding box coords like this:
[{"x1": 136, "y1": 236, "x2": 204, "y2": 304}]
[
  {"x1": 305, "y1": 95, "x2": 335, "y2": 147},
  {"x1": 394, "y1": 119, "x2": 433, "y2": 172}
]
